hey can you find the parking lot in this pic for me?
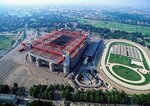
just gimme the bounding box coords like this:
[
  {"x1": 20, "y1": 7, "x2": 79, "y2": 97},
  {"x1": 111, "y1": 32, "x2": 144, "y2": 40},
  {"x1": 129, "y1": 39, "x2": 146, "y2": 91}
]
[{"x1": 111, "y1": 44, "x2": 140, "y2": 60}]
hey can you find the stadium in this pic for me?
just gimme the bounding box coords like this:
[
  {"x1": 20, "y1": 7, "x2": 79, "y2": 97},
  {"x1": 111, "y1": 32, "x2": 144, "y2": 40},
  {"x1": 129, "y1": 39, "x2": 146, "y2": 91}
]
[{"x1": 27, "y1": 30, "x2": 89, "y2": 74}]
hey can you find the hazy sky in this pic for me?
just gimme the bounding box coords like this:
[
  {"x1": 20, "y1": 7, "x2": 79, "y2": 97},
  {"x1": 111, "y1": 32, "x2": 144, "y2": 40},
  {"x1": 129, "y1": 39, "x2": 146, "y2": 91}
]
[{"x1": 0, "y1": 0, "x2": 149, "y2": 8}]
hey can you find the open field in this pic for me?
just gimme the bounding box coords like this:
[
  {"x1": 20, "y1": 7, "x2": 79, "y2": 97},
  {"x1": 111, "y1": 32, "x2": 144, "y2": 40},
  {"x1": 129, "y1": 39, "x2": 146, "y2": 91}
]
[
  {"x1": 79, "y1": 18, "x2": 150, "y2": 35},
  {"x1": 4, "y1": 60, "x2": 69, "y2": 88},
  {"x1": 0, "y1": 33, "x2": 17, "y2": 50},
  {"x1": 112, "y1": 65, "x2": 141, "y2": 81},
  {"x1": 0, "y1": 29, "x2": 68, "y2": 87},
  {"x1": 109, "y1": 54, "x2": 142, "y2": 68},
  {"x1": 107, "y1": 65, "x2": 150, "y2": 86}
]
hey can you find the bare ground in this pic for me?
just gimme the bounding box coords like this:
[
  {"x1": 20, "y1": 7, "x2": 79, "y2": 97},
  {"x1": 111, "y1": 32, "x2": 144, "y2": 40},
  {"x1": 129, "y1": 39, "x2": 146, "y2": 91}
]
[
  {"x1": 0, "y1": 29, "x2": 68, "y2": 88},
  {"x1": 4, "y1": 64, "x2": 68, "y2": 88}
]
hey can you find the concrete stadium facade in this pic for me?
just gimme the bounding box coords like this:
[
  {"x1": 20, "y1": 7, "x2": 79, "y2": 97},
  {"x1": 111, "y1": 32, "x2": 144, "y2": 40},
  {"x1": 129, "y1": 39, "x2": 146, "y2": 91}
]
[{"x1": 27, "y1": 30, "x2": 89, "y2": 74}]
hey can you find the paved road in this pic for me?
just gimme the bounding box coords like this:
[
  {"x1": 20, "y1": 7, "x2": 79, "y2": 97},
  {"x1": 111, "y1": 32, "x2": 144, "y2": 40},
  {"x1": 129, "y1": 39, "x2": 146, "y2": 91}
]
[
  {"x1": 97, "y1": 39, "x2": 150, "y2": 94},
  {"x1": 12, "y1": 32, "x2": 23, "y2": 48}
]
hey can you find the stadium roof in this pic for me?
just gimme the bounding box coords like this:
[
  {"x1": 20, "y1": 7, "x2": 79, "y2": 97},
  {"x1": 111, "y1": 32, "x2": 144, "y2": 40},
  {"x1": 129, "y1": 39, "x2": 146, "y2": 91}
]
[
  {"x1": 30, "y1": 30, "x2": 87, "y2": 64},
  {"x1": 84, "y1": 39, "x2": 101, "y2": 57}
]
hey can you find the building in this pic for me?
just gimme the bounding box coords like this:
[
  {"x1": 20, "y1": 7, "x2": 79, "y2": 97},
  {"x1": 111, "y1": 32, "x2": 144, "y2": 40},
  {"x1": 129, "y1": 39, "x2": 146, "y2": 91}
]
[
  {"x1": 28, "y1": 30, "x2": 89, "y2": 74},
  {"x1": 0, "y1": 94, "x2": 17, "y2": 104},
  {"x1": 83, "y1": 38, "x2": 103, "y2": 66},
  {"x1": 84, "y1": 38, "x2": 102, "y2": 58}
]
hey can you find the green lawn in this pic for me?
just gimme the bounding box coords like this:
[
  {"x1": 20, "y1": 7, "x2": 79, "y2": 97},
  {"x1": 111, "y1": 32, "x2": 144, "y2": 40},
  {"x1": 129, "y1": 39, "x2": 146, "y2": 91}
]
[
  {"x1": 0, "y1": 34, "x2": 16, "y2": 50},
  {"x1": 79, "y1": 18, "x2": 150, "y2": 35},
  {"x1": 112, "y1": 65, "x2": 141, "y2": 81},
  {"x1": 105, "y1": 42, "x2": 150, "y2": 85},
  {"x1": 139, "y1": 50, "x2": 150, "y2": 71},
  {"x1": 107, "y1": 66, "x2": 150, "y2": 85},
  {"x1": 106, "y1": 42, "x2": 150, "y2": 70},
  {"x1": 116, "y1": 42, "x2": 150, "y2": 70},
  {"x1": 109, "y1": 54, "x2": 143, "y2": 68}
]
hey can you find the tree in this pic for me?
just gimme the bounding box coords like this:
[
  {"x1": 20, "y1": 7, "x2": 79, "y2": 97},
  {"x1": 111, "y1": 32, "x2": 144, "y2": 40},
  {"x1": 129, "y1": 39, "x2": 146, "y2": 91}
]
[
  {"x1": 27, "y1": 100, "x2": 53, "y2": 106},
  {"x1": 42, "y1": 89, "x2": 48, "y2": 99},
  {"x1": 79, "y1": 93, "x2": 84, "y2": 101},
  {"x1": 0, "y1": 85, "x2": 10, "y2": 93},
  {"x1": 18, "y1": 87, "x2": 25, "y2": 96},
  {"x1": 61, "y1": 89, "x2": 70, "y2": 100},
  {"x1": 120, "y1": 91, "x2": 128, "y2": 104},
  {"x1": 84, "y1": 90, "x2": 90, "y2": 102},
  {"x1": 48, "y1": 91, "x2": 53, "y2": 100},
  {"x1": 11, "y1": 83, "x2": 18, "y2": 94},
  {"x1": 59, "y1": 84, "x2": 64, "y2": 91},
  {"x1": 53, "y1": 84, "x2": 59, "y2": 90},
  {"x1": 30, "y1": 85, "x2": 41, "y2": 98},
  {"x1": 29, "y1": 87, "x2": 33, "y2": 96},
  {"x1": 2, "y1": 103, "x2": 15, "y2": 106},
  {"x1": 94, "y1": 90, "x2": 101, "y2": 103},
  {"x1": 13, "y1": 83, "x2": 18, "y2": 89},
  {"x1": 39, "y1": 85, "x2": 47, "y2": 98},
  {"x1": 74, "y1": 90, "x2": 81, "y2": 101},
  {"x1": 90, "y1": 92, "x2": 94, "y2": 102},
  {"x1": 132, "y1": 94, "x2": 140, "y2": 104}
]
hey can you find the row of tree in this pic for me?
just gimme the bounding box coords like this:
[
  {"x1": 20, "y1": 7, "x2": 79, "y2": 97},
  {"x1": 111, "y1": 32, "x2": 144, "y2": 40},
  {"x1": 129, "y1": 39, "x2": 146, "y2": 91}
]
[
  {"x1": 132, "y1": 94, "x2": 150, "y2": 105},
  {"x1": 72, "y1": 90, "x2": 128, "y2": 104},
  {"x1": 76, "y1": 23, "x2": 150, "y2": 49},
  {"x1": 1, "y1": 83, "x2": 150, "y2": 105},
  {"x1": 29, "y1": 84, "x2": 128, "y2": 104},
  {"x1": 29, "y1": 84, "x2": 150, "y2": 105},
  {"x1": 0, "y1": 83, "x2": 25, "y2": 96},
  {"x1": 29, "y1": 84, "x2": 74, "y2": 100},
  {"x1": 27, "y1": 100, "x2": 53, "y2": 106}
]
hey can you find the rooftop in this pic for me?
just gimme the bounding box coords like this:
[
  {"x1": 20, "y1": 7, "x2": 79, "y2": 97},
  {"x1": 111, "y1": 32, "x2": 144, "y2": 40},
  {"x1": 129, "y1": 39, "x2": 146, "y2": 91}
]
[
  {"x1": 30, "y1": 30, "x2": 87, "y2": 64},
  {"x1": 84, "y1": 39, "x2": 101, "y2": 57},
  {"x1": 0, "y1": 94, "x2": 16, "y2": 100}
]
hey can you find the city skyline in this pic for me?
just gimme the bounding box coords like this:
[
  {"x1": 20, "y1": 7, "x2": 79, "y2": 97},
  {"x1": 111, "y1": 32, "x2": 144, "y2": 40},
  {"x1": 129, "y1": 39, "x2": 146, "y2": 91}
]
[{"x1": 0, "y1": 0, "x2": 150, "y2": 8}]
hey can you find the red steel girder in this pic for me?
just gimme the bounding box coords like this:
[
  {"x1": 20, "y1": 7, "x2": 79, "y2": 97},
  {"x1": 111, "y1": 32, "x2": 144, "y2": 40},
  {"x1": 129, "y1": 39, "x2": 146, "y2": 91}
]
[
  {"x1": 57, "y1": 57, "x2": 65, "y2": 64},
  {"x1": 32, "y1": 33, "x2": 55, "y2": 46},
  {"x1": 68, "y1": 35, "x2": 86, "y2": 54},
  {"x1": 32, "y1": 45, "x2": 63, "y2": 56}
]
